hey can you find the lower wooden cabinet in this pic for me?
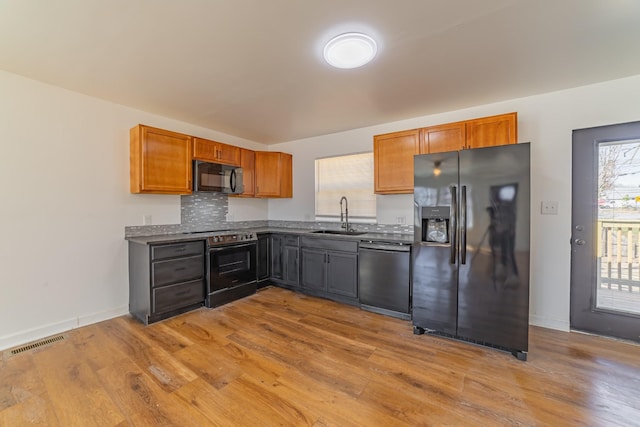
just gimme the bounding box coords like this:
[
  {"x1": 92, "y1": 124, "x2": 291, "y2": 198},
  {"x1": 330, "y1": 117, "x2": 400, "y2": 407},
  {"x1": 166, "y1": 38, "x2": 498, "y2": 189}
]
[
  {"x1": 326, "y1": 251, "x2": 358, "y2": 298},
  {"x1": 300, "y1": 248, "x2": 326, "y2": 292},
  {"x1": 129, "y1": 240, "x2": 206, "y2": 324},
  {"x1": 300, "y1": 237, "x2": 358, "y2": 304},
  {"x1": 257, "y1": 234, "x2": 270, "y2": 286},
  {"x1": 270, "y1": 234, "x2": 299, "y2": 289}
]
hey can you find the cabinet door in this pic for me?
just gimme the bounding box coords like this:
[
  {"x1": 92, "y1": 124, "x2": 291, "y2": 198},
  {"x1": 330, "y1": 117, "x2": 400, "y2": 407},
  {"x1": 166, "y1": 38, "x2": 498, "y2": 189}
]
[
  {"x1": 193, "y1": 137, "x2": 240, "y2": 166},
  {"x1": 130, "y1": 125, "x2": 192, "y2": 194},
  {"x1": 327, "y1": 251, "x2": 358, "y2": 298},
  {"x1": 216, "y1": 141, "x2": 241, "y2": 166},
  {"x1": 270, "y1": 235, "x2": 283, "y2": 280},
  {"x1": 465, "y1": 112, "x2": 517, "y2": 149},
  {"x1": 284, "y1": 246, "x2": 300, "y2": 287},
  {"x1": 255, "y1": 152, "x2": 293, "y2": 198},
  {"x1": 257, "y1": 235, "x2": 269, "y2": 280},
  {"x1": 374, "y1": 129, "x2": 419, "y2": 194},
  {"x1": 420, "y1": 122, "x2": 466, "y2": 154},
  {"x1": 238, "y1": 148, "x2": 255, "y2": 197},
  {"x1": 301, "y1": 248, "x2": 327, "y2": 291}
]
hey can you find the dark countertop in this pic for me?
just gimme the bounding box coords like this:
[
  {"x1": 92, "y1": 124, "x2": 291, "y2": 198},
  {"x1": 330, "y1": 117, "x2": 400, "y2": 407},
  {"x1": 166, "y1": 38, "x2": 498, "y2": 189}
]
[{"x1": 127, "y1": 227, "x2": 414, "y2": 245}]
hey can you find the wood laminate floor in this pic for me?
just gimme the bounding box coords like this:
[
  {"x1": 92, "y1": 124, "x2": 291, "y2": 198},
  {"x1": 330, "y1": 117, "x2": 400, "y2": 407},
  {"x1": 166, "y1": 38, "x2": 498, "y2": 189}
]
[{"x1": 2, "y1": 286, "x2": 640, "y2": 426}]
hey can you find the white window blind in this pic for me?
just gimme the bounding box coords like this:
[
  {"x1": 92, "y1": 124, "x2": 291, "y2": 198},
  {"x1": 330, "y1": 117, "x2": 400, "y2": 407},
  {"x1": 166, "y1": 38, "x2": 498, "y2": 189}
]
[{"x1": 315, "y1": 152, "x2": 376, "y2": 221}]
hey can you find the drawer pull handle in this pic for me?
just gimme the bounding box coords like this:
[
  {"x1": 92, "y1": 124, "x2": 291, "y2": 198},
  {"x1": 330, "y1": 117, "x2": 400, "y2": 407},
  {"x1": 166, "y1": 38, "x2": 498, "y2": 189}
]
[
  {"x1": 175, "y1": 247, "x2": 187, "y2": 252},
  {"x1": 174, "y1": 267, "x2": 187, "y2": 271},
  {"x1": 175, "y1": 290, "x2": 191, "y2": 296}
]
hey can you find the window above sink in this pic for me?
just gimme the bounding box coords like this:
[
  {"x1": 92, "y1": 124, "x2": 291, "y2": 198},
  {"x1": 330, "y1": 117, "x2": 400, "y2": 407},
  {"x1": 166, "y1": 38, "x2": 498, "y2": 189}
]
[{"x1": 315, "y1": 152, "x2": 376, "y2": 223}]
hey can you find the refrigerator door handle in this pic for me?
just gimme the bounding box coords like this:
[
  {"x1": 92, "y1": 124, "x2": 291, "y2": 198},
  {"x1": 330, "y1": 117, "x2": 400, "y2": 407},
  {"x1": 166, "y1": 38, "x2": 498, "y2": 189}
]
[
  {"x1": 450, "y1": 185, "x2": 457, "y2": 265},
  {"x1": 461, "y1": 185, "x2": 467, "y2": 264}
]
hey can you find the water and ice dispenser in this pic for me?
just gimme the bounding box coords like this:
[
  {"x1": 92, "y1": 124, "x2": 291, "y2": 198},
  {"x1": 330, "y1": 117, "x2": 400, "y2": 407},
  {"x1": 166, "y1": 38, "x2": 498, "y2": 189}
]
[{"x1": 421, "y1": 206, "x2": 450, "y2": 244}]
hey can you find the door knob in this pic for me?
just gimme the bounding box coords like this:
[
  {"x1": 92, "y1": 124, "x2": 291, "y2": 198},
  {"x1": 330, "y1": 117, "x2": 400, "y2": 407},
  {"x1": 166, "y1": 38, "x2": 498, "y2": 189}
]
[{"x1": 574, "y1": 238, "x2": 586, "y2": 246}]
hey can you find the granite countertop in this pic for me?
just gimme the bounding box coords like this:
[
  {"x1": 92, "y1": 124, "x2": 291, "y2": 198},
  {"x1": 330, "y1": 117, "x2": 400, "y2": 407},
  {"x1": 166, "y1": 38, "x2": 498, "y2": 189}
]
[{"x1": 127, "y1": 227, "x2": 414, "y2": 245}]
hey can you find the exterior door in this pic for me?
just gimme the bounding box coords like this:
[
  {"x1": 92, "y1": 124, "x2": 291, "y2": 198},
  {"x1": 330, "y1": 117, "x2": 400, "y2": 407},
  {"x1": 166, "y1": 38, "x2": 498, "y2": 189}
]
[{"x1": 571, "y1": 121, "x2": 640, "y2": 343}]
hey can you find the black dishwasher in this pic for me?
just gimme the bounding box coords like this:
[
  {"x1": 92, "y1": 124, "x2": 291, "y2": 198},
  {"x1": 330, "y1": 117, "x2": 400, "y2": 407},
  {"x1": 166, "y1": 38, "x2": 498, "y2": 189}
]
[{"x1": 358, "y1": 240, "x2": 411, "y2": 320}]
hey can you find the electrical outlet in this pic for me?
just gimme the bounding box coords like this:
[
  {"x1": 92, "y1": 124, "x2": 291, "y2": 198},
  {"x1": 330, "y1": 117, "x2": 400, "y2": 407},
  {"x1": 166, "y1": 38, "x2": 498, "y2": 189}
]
[
  {"x1": 142, "y1": 214, "x2": 152, "y2": 225},
  {"x1": 541, "y1": 201, "x2": 558, "y2": 215},
  {"x1": 396, "y1": 216, "x2": 406, "y2": 224}
]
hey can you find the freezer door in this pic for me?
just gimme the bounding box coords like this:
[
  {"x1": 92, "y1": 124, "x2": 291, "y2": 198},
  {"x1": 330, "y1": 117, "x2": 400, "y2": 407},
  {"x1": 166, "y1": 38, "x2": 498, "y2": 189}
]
[
  {"x1": 412, "y1": 151, "x2": 459, "y2": 334},
  {"x1": 412, "y1": 242, "x2": 458, "y2": 334},
  {"x1": 457, "y1": 144, "x2": 530, "y2": 352}
]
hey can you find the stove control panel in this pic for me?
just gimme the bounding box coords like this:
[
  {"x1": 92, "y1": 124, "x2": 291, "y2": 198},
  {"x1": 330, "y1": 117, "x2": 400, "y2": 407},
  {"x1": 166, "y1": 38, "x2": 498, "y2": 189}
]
[{"x1": 207, "y1": 232, "x2": 256, "y2": 246}]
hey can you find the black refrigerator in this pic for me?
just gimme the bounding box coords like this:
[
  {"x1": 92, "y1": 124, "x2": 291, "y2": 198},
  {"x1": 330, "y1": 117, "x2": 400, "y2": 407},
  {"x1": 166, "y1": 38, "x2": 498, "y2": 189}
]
[{"x1": 412, "y1": 143, "x2": 530, "y2": 360}]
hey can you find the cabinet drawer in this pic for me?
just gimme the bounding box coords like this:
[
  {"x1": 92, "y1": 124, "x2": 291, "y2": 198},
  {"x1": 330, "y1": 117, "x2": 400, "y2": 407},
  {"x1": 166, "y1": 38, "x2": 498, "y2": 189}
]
[
  {"x1": 151, "y1": 241, "x2": 204, "y2": 261},
  {"x1": 301, "y1": 237, "x2": 358, "y2": 253},
  {"x1": 283, "y1": 235, "x2": 299, "y2": 246},
  {"x1": 153, "y1": 280, "x2": 204, "y2": 314},
  {"x1": 152, "y1": 255, "x2": 204, "y2": 287}
]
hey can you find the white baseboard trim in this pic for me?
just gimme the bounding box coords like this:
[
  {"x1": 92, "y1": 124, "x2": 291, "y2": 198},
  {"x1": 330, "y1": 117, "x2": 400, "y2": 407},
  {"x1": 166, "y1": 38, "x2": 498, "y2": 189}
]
[
  {"x1": 78, "y1": 305, "x2": 129, "y2": 328},
  {"x1": 530, "y1": 314, "x2": 570, "y2": 332},
  {"x1": 0, "y1": 305, "x2": 129, "y2": 352}
]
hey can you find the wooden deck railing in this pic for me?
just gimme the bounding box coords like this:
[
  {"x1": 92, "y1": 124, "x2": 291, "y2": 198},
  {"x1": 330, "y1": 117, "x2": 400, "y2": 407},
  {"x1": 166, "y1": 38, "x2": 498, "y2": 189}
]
[{"x1": 598, "y1": 220, "x2": 640, "y2": 293}]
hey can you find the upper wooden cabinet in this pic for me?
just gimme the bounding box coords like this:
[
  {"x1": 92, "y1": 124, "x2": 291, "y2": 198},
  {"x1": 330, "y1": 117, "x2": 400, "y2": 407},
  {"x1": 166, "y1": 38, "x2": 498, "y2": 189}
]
[
  {"x1": 130, "y1": 125, "x2": 193, "y2": 194},
  {"x1": 193, "y1": 137, "x2": 241, "y2": 166},
  {"x1": 255, "y1": 152, "x2": 292, "y2": 198},
  {"x1": 465, "y1": 112, "x2": 517, "y2": 149},
  {"x1": 130, "y1": 125, "x2": 293, "y2": 198},
  {"x1": 374, "y1": 129, "x2": 420, "y2": 194},
  {"x1": 420, "y1": 121, "x2": 466, "y2": 154},
  {"x1": 232, "y1": 148, "x2": 256, "y2": 198},
  {"x1": 374, "y1": 113, "x2": 518, "y2": 194}
]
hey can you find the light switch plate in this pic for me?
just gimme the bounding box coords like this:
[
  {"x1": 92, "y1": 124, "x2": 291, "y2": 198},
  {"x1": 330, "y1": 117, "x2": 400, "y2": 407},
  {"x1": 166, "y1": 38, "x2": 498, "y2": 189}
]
[
  {"x1": 541, "y1": 201, "x2": 558, "y2": 215},
  {"x1": 142, "y1": 214, "x2": 152, "y2": 225}
]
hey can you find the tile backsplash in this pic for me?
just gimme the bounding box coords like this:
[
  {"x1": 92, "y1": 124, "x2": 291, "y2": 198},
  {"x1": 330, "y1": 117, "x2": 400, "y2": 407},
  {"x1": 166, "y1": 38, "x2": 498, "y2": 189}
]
[
  {"x1": 124, "y1": 194, "x2": 413, "y2": 238},
  {"x1": 181, "y1": 192, "x2": 228, "y2": 228}
]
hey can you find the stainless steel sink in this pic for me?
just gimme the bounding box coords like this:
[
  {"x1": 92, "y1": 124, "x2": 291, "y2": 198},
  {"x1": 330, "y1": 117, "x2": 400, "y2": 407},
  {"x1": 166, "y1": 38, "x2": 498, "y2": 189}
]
[{"x1": 310, "y1": 230, "x2": 368, "y2": 236}]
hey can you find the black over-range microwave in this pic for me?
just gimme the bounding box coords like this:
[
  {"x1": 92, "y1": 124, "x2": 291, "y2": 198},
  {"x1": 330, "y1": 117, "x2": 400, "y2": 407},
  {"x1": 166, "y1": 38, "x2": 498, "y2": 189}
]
[{"x1": 193, "y1": 160, "x2": 244, "y2": 194}]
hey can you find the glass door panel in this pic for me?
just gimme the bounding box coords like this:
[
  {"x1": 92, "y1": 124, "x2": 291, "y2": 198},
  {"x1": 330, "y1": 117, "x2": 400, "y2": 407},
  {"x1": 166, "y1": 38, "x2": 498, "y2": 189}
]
[{"x1": 596, "y1": 140, "x2": 640, "y2": 315}]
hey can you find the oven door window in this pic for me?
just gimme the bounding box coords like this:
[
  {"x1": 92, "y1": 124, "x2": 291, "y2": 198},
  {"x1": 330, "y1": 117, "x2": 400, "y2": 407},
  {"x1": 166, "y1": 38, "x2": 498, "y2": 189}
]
[{"x1": 209, "y1": 244, "x2": 256, "y2": 291}]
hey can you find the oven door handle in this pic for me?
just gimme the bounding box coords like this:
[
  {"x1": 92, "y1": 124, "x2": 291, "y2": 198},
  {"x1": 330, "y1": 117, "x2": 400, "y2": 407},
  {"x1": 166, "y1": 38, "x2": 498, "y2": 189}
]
[{"x1": 208, "y1": 242, "x2": 256, "y2": 252}]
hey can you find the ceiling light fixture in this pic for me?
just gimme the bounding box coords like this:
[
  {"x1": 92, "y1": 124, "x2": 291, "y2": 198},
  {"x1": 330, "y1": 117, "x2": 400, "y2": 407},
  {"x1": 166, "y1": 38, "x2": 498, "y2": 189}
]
[{"x1": 323, "y1": 32, "x2": 377, "y2": 69}]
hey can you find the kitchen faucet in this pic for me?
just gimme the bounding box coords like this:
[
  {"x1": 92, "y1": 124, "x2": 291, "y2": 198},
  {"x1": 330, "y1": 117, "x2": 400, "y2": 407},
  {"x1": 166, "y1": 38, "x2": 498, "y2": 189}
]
[{"x1": 340, "y1": 196, "x2": 349, "y2": 231}]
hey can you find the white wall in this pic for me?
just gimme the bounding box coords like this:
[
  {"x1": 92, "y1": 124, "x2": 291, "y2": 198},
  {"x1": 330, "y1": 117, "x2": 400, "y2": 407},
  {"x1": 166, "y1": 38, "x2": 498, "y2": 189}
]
[
  {"x1": 0, "y1": 71, "x2": 268, "y2": 350},
  {"x1": 269, "y1": 74, "x2": 640, "y2": 331},
  {"x1": 3, "y1": 68, "x2": 640, "y2": 350}
]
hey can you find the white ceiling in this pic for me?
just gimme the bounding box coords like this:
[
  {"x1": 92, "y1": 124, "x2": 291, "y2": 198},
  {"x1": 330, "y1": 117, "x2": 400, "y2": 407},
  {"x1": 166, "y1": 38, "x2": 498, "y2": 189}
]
[{"x1": 2, "y1": 0, "x2": 640, "y2": 144}]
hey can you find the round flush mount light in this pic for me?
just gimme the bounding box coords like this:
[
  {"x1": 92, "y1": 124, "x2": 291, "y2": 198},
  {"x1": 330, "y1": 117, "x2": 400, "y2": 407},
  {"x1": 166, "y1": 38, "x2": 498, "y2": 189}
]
[{"x1": 323, "y1": 32, "x2": 377, "y2": 69}]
